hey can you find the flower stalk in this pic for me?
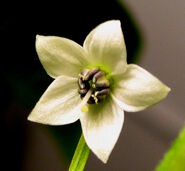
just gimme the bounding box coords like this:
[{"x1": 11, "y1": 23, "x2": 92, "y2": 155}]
[{"x1": 68, "y1": 134, "x2": 90, "y2": 171}]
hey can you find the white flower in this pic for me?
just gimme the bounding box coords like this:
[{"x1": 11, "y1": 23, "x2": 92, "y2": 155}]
[{"x1": 28, "y1": 20, "x2": 170, "y2": 163}]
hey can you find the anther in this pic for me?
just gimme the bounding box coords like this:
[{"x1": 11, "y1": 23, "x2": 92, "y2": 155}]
[
  {"x1": 95, "y1": 77, "x2": 110, "y2": 88},
  {"x1": 78, "y1": 73, "x2": 84, "y2": 78},
  {"x1": 92, "y1": 71, "x2": 105, "y2": 83},
  {"x1": 95, "y1": 89, "x2": 110, "y2": 97},
  {"x1": 78, "y1": 77, "x2": 85, "y2": 89},
  {"x1": 95, "y1": 82, "x2": 110, "y2": 88},
  {"x1": 78, "y1": 89, "x2": 88, "y2": 95},
  {"x1": 78, "y1": 68, "x2": 110, "y2": 104},
  {"x1": 83, "y1": 68, "x2": 99, "y2": 81}
]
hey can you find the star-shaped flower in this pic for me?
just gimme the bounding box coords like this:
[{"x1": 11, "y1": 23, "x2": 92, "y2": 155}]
[{"x1": 28, "y1": 20, "x2": 170, "y2": 163}]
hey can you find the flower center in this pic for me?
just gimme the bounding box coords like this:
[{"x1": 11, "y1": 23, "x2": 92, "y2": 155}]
[{"x1": 78, "y1": 68, "x2": 110, "y2": 104}]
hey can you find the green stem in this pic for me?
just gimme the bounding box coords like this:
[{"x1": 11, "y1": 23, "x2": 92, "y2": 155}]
[{"x1": 68, "y1": 134, "x2": 90, "y2": 171}]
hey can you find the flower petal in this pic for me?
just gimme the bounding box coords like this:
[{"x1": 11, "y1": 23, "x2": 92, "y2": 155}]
[
  {"x1": 28, "y1": 76, "x2": 82, "y2": 125},
  {"x1": 80, "y1": 97, "x2": 124, "y2": 163},
  {"x1": 113, "y1": 64, "x2": 171, "y2": 112},
  {"x1": 83, "y1": 20, "x2": 127, "y2": 74},
  {"x1": 36, "y1": 35, "x2": 89, "y2": 78}
]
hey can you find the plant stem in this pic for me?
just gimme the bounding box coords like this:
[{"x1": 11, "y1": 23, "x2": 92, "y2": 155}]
[{"x1": 68, "y1": 134, "x2": 90, "y2": 171}]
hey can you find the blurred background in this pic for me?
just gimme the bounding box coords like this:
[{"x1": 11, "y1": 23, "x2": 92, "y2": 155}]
[{"x1": 1, "y1": 0, "x2": 185, "y2": 170}]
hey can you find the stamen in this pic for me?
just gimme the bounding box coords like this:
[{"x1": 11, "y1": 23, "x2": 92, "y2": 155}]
[
  {"x1": 83, "y1": 68, "x2": 99, "y2": 81},
  {"x1": 78, "y1": 77, "x2": 85, "y2": 89},
  {"x1": 95, "y1": 89, "x2": 110, "y2": 97},
  {"x1": 95, "y1": 81, "x2": 110, "y2": 88},
  {"x1": 78, "y1": 68, "x2": 110, "y2": 104},
  {"x1": 78, "y1": 73, "x2": 84, "y2": 78},
  {"x1": 92, "y1": 71, "x2": 105, "y2": 83},
  {"x1": 78, "y1": 89, "x2": 87, "y2": 95},
  {"x1": 91, "y1": 94, "x2": 98, "y2": 104}
]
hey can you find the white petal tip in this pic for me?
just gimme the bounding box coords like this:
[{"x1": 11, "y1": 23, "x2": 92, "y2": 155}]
[
  {"x1": 167, "y1": 87, "x2": 171, "y2": 92},
  {"x1": 36, "y1": 35, "x2": 46, "y2": 45},
  {"x1": 163, "y1": 85, "x2": 171, "y2": 98},
  {"x1": 36, "y1": 34, "x2": 40, "y2": 39},
  {"x1": 101, "y1": 157, "x2": 109, "y2": 164},
  {"x1": 27, "y1": 112, "x2": 41, "y2": 123},
  {"x1": 36, "y1": 34, "x2": 43, "y2": 41},
  {"x1": 27, "y1": 117, "x2": 34, "y2": 123},
  {"x1": 27, "y1": 114, "x2": 35, "y2": 122},
  {"x1": 94, "y1": 151, "x2": 110, "y2": 163}
]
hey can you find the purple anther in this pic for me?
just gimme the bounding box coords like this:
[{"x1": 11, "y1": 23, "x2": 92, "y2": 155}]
[
  {"x1": 95, "y1": 88, "x2": 110, "y2": 97},
  {"x1": 92, "y1": 71, "x2": 105, "y2": 83},
  {"x1": 78, "y1": 88, "x2": 87, "y2": 95},
  {"x1": 78, "y1": 77, "x2": 85, "y2": 89},
  {"x1": 95, "y1": 81, "x2": 110, "y2": 88},
  {"x1": 83, "y1": 68, "x2": 99, "y2": 81}
]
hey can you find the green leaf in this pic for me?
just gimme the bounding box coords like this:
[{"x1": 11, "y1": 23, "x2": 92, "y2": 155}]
[{"x1": 155, "y1": 125, "x2": 185, "y2": 171}]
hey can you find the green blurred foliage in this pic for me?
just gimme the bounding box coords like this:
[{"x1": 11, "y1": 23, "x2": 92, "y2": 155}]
[{"x1": 155, "y1": 126, "x2": 185, "y2": 171}]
